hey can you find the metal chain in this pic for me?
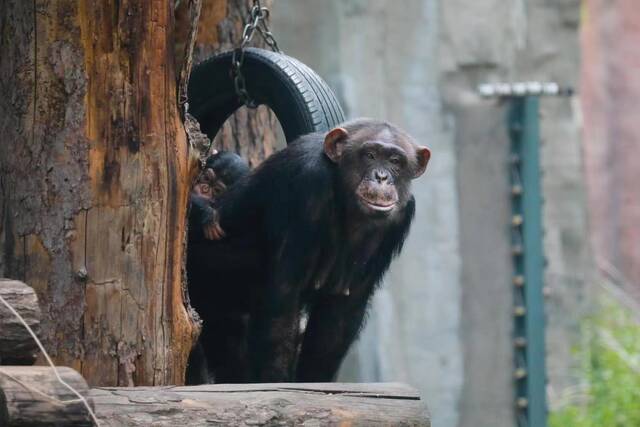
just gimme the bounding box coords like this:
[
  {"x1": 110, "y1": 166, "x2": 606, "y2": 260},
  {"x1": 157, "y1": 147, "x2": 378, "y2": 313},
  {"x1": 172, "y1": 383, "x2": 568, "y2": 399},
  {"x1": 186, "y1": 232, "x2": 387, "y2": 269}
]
[{"x1": 231, "y1": 0, "x2": 281, "y2": 108}]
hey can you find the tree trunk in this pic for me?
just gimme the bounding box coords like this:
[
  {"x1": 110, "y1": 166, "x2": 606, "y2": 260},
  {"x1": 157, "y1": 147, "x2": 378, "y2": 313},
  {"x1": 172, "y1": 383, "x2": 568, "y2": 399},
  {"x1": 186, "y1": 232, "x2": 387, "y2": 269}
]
[
  {"x1": 0, "y1": 0, "x2": 197, "y2": 386},
  {"x1": 175, "y1": 0, "x2": 281, "y2": 166}
]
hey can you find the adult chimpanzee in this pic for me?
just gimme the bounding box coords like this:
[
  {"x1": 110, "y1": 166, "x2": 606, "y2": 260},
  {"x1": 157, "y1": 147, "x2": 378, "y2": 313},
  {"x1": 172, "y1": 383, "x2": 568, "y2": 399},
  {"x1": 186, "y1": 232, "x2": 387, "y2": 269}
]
[
  {"x1": 207, "y1": 118, "x2": 431, "y2": 382},
  {"x1": 186, "y1": 150, "x2": 263, "y2": 384}
]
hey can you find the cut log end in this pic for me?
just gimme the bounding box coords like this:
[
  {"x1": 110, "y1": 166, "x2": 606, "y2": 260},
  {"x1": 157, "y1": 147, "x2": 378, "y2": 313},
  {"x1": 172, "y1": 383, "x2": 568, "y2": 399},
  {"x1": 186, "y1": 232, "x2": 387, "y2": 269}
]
[
  {"x1": 0, "y1": 279, "x2": 42, "y2": 365},
  {"x1": 0, "y1": 366, "x2": 93, "y2": 427}
]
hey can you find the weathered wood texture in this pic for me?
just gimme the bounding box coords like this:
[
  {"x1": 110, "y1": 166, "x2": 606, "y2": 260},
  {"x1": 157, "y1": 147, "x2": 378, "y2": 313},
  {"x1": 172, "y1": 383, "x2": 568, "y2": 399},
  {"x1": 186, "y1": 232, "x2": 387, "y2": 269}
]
[
  {"x1": 176, "y1": 0, "x2": 281, "y2": 167},
  {"x1": 0, "y1": 1, "x2": 197, "y2": 386},
  {"x1": 91, "y1": 382, "x2": 430, "y2": 426},
  {"x1": 0, "y1": 366, "x2": 93, "y2": 426},
  {"x1": 0, "y1": 279, "x2": 41, "y2": 364}
]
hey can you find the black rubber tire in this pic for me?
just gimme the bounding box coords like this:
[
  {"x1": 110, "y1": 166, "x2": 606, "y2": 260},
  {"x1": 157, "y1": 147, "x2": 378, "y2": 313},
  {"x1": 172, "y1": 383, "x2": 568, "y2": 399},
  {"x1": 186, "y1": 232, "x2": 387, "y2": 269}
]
[{"x1": 188, "y1": 48, "x2": 346, "y2": 143}]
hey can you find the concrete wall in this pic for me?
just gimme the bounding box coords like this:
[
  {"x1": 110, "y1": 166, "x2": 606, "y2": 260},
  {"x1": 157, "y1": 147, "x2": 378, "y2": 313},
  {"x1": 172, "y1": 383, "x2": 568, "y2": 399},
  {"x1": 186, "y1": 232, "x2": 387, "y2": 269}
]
[{"x1": 273, "y1": 1, "x2": 589, "y2": 426}]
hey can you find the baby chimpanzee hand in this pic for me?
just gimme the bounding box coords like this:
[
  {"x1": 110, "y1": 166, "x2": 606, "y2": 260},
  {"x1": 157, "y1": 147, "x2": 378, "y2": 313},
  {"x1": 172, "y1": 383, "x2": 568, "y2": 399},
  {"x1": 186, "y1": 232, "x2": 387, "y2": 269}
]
[
  {"x1": 190, "y1": 150, "x2": 249, "y2": 241},
  {"x1": 203, "y1": 208, "x2": 225, "y2": 240}
]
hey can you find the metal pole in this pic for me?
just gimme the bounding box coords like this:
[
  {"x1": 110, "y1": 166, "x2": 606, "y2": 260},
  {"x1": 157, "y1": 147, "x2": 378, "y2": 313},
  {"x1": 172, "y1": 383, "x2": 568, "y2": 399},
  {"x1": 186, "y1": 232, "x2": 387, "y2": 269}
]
[{"x1": 509, "y1": 96, "x2": 547, "y2": 427}]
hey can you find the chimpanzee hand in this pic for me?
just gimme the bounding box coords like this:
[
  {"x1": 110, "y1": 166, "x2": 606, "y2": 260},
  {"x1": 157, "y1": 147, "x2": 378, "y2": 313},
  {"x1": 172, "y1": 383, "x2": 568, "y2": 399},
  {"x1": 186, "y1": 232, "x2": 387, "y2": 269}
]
[
  {"x1": 203, "y1": 208, "x2": 225, "y2": 240},
  {"x1": 190, "y1": 194, "x2": 226, "y2": 241}
]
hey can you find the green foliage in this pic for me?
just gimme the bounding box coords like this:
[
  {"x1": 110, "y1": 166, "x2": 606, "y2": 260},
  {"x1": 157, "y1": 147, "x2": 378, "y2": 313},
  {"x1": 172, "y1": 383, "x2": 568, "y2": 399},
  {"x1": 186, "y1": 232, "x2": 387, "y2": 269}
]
[{"x1": 550, "y1": 295, "x2": 640, "y2": 427}]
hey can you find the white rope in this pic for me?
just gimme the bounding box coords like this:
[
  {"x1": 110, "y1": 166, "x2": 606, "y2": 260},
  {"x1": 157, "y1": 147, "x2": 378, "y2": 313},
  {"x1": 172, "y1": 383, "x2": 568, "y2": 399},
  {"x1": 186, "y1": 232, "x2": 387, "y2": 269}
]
[{"x1": 0, "y1": 294, "x2": 100, "y2": 426}]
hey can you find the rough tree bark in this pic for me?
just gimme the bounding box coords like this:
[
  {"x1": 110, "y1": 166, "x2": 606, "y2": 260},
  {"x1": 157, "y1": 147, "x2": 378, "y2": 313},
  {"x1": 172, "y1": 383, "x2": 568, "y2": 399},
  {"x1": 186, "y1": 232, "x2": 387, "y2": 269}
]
[
  {"x1": 175, "y1": 0, "x2": 281, "y2": 166},
  {"x1": 0, "y1": 0, "x2": 199, "y2": 386}
]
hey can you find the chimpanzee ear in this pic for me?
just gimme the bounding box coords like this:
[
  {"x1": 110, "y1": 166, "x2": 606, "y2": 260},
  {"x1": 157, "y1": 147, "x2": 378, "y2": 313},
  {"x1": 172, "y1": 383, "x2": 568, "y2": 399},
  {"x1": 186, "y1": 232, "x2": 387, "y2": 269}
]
[
  {"x1": 323, "y1": 127, "x2": 349, "y2": 163},
  {"x1": 413, "y1": 146, "x2": 431, "y2": 178}
]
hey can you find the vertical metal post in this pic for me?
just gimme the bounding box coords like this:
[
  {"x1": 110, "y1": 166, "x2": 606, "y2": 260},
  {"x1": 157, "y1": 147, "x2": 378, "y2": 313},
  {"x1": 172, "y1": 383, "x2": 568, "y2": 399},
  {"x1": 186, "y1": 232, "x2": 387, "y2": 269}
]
[
  {"x1": 480, "y1": 81, "x2": 571, "y2": 427},
  {"x1": 509, "y1": 96, "x2": 547, "y2": 427}
]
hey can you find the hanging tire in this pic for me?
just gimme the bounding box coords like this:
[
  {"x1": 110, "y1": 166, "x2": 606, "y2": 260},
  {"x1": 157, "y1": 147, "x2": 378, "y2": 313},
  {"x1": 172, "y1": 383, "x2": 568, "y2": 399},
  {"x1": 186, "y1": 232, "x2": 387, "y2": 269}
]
[{"x1": 187, "y1": 48, "x2": 346, "y2": 143}]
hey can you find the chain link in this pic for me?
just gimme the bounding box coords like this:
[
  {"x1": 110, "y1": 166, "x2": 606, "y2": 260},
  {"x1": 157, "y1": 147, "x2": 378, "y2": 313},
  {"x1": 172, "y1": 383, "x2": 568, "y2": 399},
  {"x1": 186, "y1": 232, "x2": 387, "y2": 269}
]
[{"x1": 231, "y1": 0, "x2": 281, "y2": 108}]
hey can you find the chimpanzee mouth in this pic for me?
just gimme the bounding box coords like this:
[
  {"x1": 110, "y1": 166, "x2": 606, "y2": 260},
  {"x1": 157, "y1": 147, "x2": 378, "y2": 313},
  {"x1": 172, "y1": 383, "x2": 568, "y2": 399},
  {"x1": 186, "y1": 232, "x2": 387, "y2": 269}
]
[{"x1": 359, "y1": 197, "x2": 396, "y2": 212}]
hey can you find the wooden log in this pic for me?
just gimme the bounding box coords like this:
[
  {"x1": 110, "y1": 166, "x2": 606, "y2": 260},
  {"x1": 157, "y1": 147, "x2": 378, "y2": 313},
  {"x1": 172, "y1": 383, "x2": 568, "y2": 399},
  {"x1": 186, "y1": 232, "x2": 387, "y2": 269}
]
[
  {"x1": 0, "y1": 366, "x2": 94, "y2": 427},
  {"x1": 91, "y1": 382, "x2": 430, "y2": 426},
  {"x1": 0, "y1": 279, "x2": 41, "y2": 364}
]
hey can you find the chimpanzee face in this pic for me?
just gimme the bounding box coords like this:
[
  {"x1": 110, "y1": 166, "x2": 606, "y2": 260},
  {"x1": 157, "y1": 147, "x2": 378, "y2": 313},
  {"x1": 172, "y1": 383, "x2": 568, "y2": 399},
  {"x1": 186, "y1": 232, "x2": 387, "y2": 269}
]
[
  {"x1": 193, "y1": 168, "x2": 227, "y2": 200},
  {"x1": 351, "y1": 139, "x2": 409, "y2": 215},
  {"x1": 323, "y1": 123, "x2": 430, "y2": 219}
]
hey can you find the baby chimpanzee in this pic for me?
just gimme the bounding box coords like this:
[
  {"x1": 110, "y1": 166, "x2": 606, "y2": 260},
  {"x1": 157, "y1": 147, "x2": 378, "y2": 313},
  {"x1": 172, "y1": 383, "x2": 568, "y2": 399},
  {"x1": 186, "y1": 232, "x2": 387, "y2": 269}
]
[
  {"x1": 186, "y1": 150, "x2": 262, "y2": 384},
  {"x1": 189, "y1": 151, "x2": 250, "y2": 241}
]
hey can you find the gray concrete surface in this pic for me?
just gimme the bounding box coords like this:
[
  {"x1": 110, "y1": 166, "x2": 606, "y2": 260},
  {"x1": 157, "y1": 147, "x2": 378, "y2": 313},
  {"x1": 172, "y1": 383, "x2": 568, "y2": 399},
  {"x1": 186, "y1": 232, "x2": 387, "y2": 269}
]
[
  {"x1": 273, "y1": 1, "x2": 590, "y2": 426},
  {"x1": 452, "y1": 104, "x2": 514, "y2": 427}
]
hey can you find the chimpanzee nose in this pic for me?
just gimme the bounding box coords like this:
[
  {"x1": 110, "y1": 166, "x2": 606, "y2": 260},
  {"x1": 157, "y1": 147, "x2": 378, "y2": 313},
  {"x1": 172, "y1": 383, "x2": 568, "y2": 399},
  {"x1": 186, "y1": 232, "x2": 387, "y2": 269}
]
[{"x1": 375, "y1": 170, "x2": 389, "y2": 183}]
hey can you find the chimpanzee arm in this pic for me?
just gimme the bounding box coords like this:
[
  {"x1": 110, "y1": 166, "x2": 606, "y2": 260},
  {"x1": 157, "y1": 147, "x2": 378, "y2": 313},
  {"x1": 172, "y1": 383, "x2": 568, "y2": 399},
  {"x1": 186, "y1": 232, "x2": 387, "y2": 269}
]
[
  {"x1": 296, "y1": 197, "x2": 416, "y2": 382},
  {"x1": 189, "y1": 194, "x2": 215, "y2": 228},
  {"x1": 249, "y1": 297, "x2": 302, "y2": 382},
  {"x1": 248, "y1": 210, "x2": 328, "y2": 382},
  {"x1": 248, "y1": 184, "x2": 334, "y2": 382},
  {"x1": 296, "y1": 294, "x2": 369, "y2": 382},
  {"x1": 249, "y1": 243, "x2": 304, "y2": 382}
]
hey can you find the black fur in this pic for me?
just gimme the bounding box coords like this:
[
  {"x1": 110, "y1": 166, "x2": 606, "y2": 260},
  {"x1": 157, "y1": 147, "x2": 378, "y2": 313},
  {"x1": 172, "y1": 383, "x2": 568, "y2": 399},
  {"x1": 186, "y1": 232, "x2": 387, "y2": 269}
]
[
  {"x1": 186, "y1": 151, "x2": 261, "y2": 384},
  {"x1": 205, "y1": 151, "x2": 250, "y2": 186},
  {"x1": 212, "y1": 119, "x2": 419, "y2": 382}
]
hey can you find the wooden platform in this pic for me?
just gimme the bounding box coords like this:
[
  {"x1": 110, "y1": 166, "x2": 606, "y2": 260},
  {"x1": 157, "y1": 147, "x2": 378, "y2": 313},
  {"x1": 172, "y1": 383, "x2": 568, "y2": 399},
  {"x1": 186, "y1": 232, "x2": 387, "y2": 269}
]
[
  {"x1": 0, "y1": 369, "x2": 429, "y2": 426},
  {"x1": 1, "y1": 280, "x2": 429, "y2": 426}
]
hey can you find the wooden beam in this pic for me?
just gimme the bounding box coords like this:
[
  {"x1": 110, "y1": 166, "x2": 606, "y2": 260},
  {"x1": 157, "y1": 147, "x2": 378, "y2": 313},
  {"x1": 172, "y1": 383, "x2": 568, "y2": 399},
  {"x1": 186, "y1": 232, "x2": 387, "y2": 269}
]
[
  {"x1": 0, "y1": 365, "x2": 429, "y2": 426},
  {"x1": 0, "y1": 279, "x2": 41, "y2": 365},
  {"x1": 91, "y1": 382, "x2": 430, "y2": 426}
]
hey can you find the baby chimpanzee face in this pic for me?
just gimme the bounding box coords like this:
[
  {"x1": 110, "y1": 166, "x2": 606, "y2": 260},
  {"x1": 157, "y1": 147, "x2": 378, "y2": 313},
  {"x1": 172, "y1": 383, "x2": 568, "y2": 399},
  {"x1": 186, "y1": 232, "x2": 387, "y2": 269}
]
[
  {"x1": 192, "y1": 151, "x2": 251, "y2": 200},
  {"x1": 193, "y1": 168, "x2": 227, "y2": 200}
]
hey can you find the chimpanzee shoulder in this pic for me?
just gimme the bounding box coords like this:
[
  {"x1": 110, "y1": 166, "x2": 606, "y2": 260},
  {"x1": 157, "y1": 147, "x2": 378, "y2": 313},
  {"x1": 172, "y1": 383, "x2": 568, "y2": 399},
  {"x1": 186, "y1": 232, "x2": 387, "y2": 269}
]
[
  {"x1": 259, "y1": 132, "x2": 333, "y2": 183},
  {"x1": 217, "y1": 132, "x2": 336, "y2": 232}
]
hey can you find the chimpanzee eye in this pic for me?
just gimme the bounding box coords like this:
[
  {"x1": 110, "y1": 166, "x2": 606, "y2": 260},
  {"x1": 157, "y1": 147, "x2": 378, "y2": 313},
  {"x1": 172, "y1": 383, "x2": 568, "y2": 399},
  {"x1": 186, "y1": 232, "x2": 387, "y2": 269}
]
[
  {"x1": 389, "y1": 156, "x2": 400, "y2": 165},
  {"x1": 366, "y1": 152, "x2": 375, "y2": 160}
]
